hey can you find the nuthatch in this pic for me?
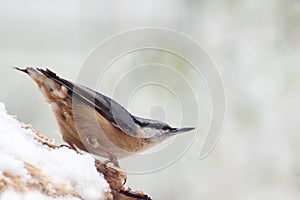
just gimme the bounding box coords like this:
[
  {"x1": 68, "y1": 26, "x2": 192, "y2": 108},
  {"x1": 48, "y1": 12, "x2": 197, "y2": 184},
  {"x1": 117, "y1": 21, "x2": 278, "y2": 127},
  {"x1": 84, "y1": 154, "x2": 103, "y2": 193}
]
[{"x1": 16, "y1": 67, "x2": 194, "y2": 167}]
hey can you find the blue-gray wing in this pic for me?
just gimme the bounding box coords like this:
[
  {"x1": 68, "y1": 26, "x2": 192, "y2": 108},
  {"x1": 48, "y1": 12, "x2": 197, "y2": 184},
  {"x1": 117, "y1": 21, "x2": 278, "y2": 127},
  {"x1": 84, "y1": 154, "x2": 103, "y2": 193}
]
[
  {"x1": 37, "y1": 68, "x2": 138, "y2": 137},
  {"x1": 73, "y1": 84, "x2": 138, "y2": 137}
]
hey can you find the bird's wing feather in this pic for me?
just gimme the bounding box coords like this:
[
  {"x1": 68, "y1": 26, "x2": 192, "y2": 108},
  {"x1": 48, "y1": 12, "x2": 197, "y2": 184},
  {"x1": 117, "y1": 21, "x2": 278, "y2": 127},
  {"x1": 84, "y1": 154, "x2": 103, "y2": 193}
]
[{"x1": 37, "y1": 68, "x2": 138, "y2": 137}]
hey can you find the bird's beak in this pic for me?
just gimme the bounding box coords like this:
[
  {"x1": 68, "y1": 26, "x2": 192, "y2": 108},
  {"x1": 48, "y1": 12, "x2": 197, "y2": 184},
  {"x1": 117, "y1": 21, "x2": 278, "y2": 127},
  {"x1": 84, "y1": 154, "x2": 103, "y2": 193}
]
[{"x1": 170, "y1": 127, "x2": 195, "y2": 134}]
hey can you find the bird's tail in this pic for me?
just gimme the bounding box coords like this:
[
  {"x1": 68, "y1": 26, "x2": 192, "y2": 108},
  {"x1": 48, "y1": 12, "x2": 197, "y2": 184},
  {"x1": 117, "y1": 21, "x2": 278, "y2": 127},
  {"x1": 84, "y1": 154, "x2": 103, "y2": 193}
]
[{"x1": 14, "y1": 67, "x2": 70, "y2": 102}]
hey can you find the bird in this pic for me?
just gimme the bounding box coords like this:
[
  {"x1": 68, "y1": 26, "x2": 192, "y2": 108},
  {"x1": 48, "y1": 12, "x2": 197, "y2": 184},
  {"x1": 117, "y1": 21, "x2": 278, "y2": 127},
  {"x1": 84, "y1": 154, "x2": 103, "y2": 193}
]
[{"x1": 15, "y1": 67, "x2": 194, "y2": 167}]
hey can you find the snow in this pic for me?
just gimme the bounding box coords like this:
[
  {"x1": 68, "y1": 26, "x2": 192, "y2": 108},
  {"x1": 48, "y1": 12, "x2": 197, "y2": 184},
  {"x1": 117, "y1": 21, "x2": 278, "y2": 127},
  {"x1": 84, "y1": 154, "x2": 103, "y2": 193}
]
[
  {"x1": 0, "y1": 151, "x2": 28, "y2": 177},
  {"x1": 0, "y1": 102, "x2": 110, "y2": 200},
  {"x1": 1, "y1": 189, "x2": 80, "y2": 200}
]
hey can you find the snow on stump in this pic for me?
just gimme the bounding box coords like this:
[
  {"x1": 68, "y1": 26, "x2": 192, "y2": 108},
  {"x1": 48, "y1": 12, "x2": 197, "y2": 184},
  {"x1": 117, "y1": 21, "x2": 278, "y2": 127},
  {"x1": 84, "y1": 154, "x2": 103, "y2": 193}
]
[{"x1": 0, "y1": 103, "x2": 151, "y2": 200}]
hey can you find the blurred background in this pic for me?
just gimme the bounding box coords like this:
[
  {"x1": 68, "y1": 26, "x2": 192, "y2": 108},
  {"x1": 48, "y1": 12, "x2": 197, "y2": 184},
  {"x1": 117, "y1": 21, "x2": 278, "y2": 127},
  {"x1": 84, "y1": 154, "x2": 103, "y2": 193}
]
[{"x1": 1, "y1": 0, "x2": 300, "y2": 199}]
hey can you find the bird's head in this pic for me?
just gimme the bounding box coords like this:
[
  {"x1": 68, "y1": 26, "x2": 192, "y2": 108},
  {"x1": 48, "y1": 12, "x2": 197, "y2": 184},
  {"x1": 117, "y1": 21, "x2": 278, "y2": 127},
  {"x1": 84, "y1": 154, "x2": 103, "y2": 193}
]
[{"x1": 133, "y1": 116, "x2": 195, "y2": 141}]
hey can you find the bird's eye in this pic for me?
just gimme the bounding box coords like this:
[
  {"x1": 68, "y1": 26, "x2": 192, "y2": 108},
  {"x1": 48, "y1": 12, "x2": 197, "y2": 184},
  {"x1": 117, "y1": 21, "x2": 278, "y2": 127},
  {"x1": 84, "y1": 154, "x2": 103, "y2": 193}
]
[{"x1": 162, "y1": 126, "x2": 169, "y2": 130}]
